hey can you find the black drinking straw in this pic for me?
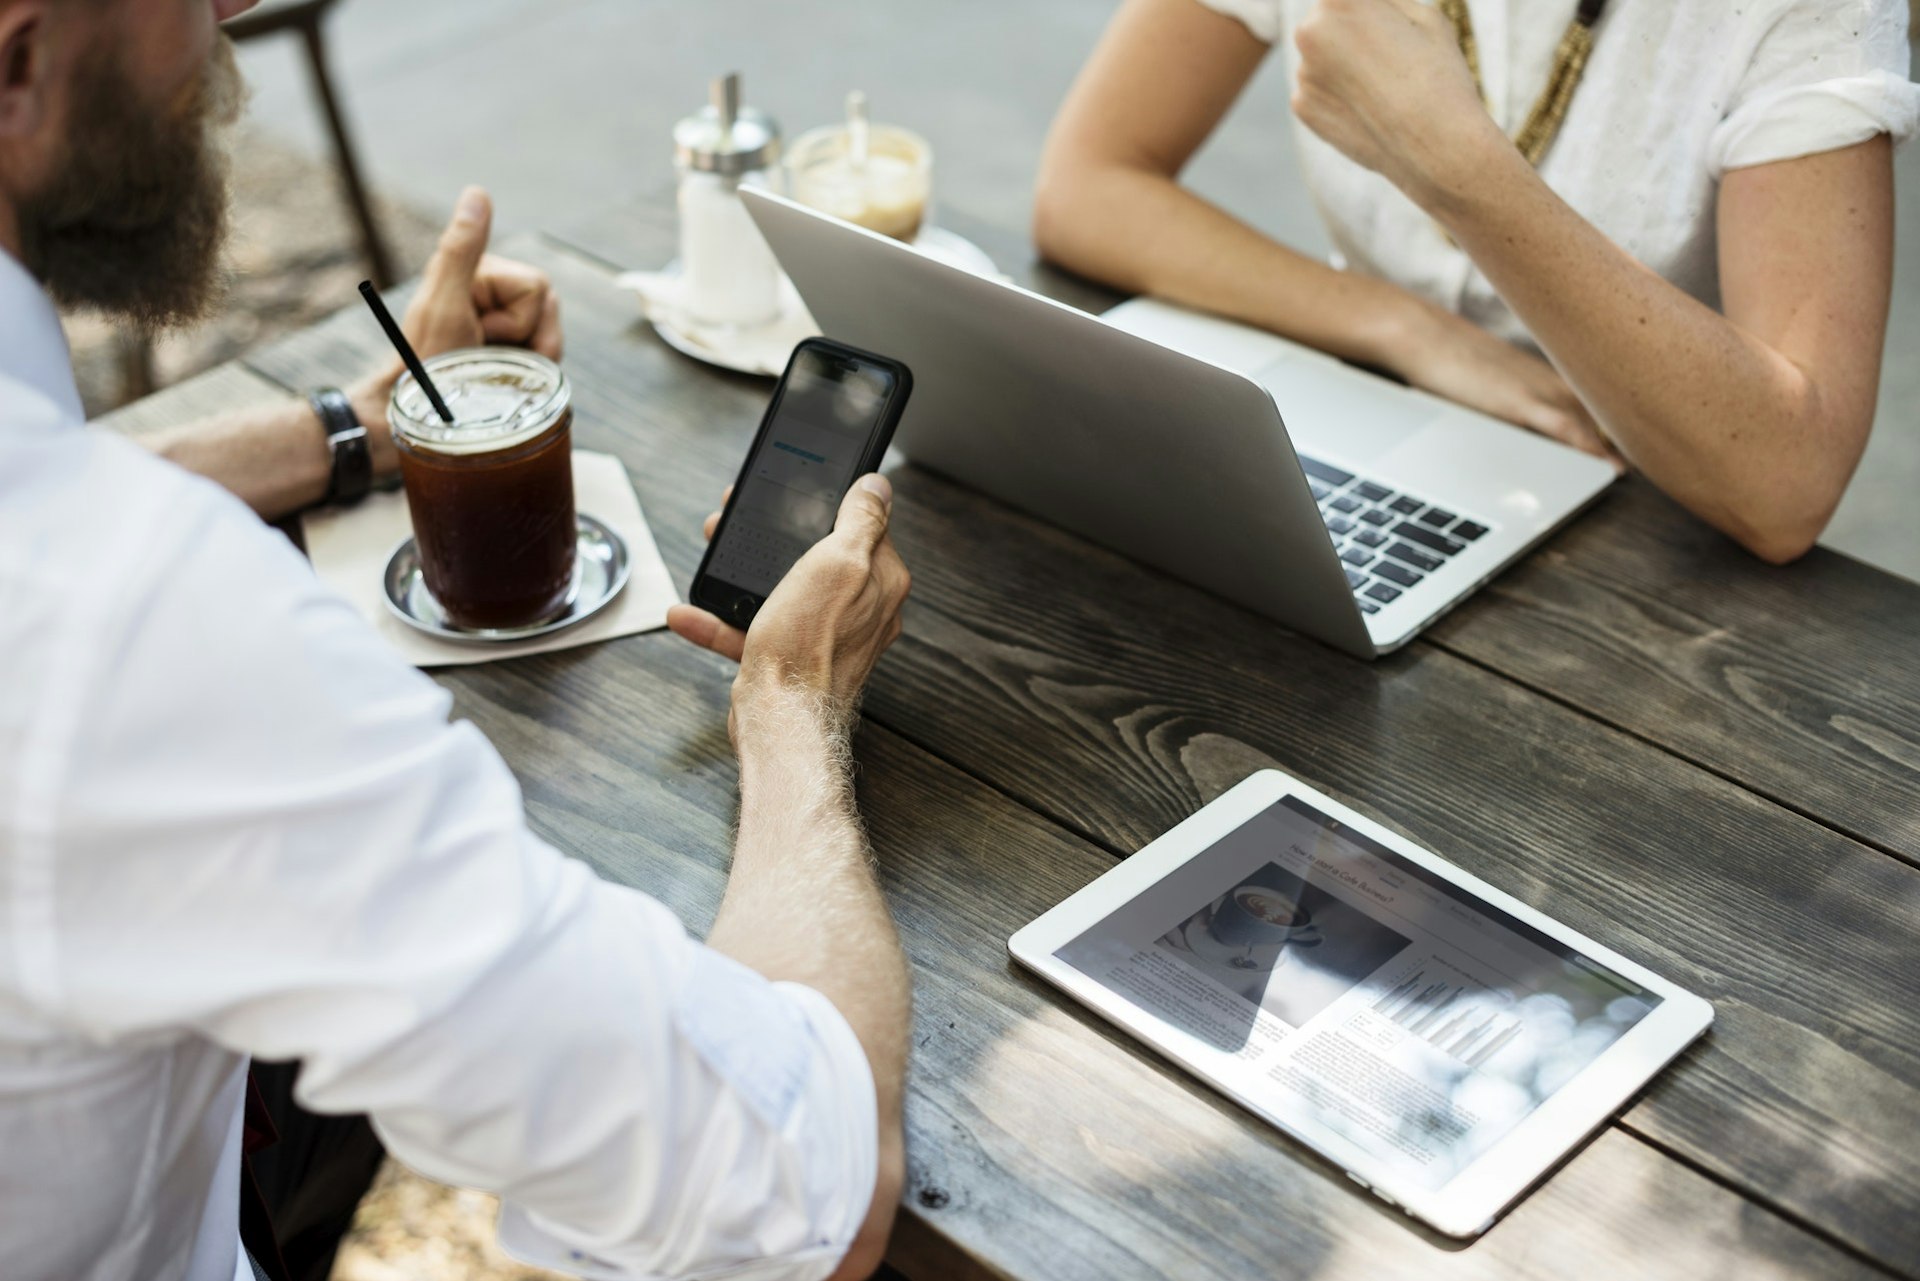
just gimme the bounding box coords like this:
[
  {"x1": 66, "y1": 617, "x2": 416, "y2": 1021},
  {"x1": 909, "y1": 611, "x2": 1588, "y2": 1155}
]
[{"x1": 357, "y1": 280, "x2": 454, "y2": 424}]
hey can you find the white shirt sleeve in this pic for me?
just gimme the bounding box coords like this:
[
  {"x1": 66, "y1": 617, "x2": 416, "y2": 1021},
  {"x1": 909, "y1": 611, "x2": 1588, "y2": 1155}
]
[
  {"x1": 39, "y1": 458, "x2": 876, "y2": 1281},
  {"x1": 1707, "y1": 0, "x2": 1920, "y2": 175},
  {"x1": 1191, "y1": 0, "x2": 1285, "y2": 44}
]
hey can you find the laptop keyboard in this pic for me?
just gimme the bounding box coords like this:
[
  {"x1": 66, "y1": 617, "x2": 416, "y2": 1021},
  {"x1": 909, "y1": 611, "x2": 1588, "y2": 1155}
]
[{"x1": 1299, "y1": 455, "x2": 1491, "y2": 615}]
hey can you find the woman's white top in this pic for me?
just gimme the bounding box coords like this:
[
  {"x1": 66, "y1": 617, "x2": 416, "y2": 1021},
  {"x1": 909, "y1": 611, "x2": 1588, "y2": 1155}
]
[{"x1": 1196, "y1": 0, "x2": 1920, "y2": 348}]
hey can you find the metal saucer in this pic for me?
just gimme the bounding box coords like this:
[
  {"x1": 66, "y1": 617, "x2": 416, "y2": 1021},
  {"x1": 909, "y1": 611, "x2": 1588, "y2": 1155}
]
[{"x1": 382, "y1": 514, "x2": 630, "y2": 644}]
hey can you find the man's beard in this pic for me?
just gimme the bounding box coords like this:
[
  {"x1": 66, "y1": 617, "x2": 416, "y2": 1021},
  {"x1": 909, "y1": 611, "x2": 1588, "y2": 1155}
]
[{"x1": 17, "y1": 34, "x2": 244, "y2": 331}]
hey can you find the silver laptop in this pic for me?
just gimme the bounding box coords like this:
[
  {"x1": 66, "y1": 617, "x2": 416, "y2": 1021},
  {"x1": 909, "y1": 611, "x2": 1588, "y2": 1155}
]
[{"x1": 742, "y1": 188, "x2": 1617, "y2": 658}]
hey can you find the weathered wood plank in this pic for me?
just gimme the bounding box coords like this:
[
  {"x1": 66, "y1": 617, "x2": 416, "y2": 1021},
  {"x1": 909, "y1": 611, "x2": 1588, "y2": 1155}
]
[
  {"x1": 67, "y1": 348, "x2": 1889, "y2": 1277},
  {"x1": 868, "y1": 464, "x2": 1920, "y2": 1268},
  {"x1": 553, "y1": 198, "x2": 1920, "y2": 863},
  {"x1": 1424, "y1": 477, "x2": 1920, "y2": 859},
  {"x1": 425, "y1": 602, "x2": 1883, "y2": 1281},
  {"x1": 236, "y1": 236, "x2": 1920, "y2": 1273}
]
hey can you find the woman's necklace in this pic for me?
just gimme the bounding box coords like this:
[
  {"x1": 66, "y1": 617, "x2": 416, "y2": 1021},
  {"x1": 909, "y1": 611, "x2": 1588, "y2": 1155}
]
[{"x1": 1437, "y1": 0, "x2": 1609, "y2": 166}]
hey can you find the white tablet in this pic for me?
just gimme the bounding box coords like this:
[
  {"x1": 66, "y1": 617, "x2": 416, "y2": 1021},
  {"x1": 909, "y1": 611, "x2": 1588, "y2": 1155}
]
[{"x1": 1009, "y1": 769, "x2": 1712, "y2": 1237}]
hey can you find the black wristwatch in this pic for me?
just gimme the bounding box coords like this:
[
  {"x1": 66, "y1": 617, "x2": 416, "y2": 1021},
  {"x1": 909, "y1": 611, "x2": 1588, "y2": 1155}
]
[{"x1": 309, "y1": 386, "x2": 372, "y2": 506}]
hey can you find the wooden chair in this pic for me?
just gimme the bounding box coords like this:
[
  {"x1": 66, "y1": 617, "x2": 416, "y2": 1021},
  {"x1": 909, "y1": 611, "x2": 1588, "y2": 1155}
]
[{"x1": 226, "y1": 0, "x2": 396, "y2": 289}]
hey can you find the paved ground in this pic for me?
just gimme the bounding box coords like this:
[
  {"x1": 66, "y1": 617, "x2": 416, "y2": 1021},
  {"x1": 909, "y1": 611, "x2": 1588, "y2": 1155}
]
[
  {"x1": 233, "y1": 0, "x2": 1920, "y2": 581},
  {"x1": 233, "y1": 0, "x2": 1919, "y2": 580}
]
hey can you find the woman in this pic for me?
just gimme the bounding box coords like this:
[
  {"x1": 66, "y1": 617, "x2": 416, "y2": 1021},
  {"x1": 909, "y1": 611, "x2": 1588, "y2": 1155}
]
[{"x1": 1034, "y1": 0, "x2": 1918, "y2": 562}]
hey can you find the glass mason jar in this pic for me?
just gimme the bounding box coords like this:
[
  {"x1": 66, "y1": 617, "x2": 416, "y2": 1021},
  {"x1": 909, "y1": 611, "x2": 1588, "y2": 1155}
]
[{"x1": 388, "y1": 348, "x2": 577, "y2": 630}]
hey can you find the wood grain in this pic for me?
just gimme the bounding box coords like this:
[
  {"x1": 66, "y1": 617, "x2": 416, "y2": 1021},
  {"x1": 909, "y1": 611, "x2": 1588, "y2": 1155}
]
[
  {"x1": 558, "y1": 197, "x2": 1920, "y2": 864},
  {"x1": 400, "y1": 591, "x2": 1883, "y2": 1281},
  {"x1": 232, "y1": 234, "x2": 1920, "y2": 1274},
  {"x1": 870, "y1": 463, "x2": 1920, "y2": 1273},
  {"x1": 1425, "y1": 476, "x2": 1920, "y2": 859}
]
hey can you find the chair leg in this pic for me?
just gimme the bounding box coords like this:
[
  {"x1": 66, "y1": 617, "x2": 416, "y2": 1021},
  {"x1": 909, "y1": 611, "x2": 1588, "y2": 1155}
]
[
  {"x1": 115, "y1": 330, "x2": 157, "y2": 405},
  {"x1": 299, "y1": 16, "x2": 397, "y2": 290}
]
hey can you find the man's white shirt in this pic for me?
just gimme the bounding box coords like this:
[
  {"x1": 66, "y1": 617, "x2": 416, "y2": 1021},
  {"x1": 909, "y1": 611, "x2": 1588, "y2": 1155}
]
[{"x1": 0, "y1": 250, "x2": 877, "y2": 1281}]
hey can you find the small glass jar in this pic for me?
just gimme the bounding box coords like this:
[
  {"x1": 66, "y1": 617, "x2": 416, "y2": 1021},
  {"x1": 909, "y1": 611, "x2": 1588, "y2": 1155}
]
[
  {"x1": 674, "y1": 73, "x2": 784, "y2": 327},
  {"x1": 388, "y1": 349, "x2": 576, "y2": 630},
  {"x1": 787, "y1": 122, "x2": 933, "y2": 243}
]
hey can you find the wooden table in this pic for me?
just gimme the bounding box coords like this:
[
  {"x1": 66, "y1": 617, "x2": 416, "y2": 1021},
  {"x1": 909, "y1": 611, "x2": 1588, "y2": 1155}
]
[{"x1": 105, "y1": 201, "x2": 1920, "y2": 1281}]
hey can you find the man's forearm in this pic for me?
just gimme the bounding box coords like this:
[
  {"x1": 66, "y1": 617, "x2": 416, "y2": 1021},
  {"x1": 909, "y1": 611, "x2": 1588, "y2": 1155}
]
[
  {"x1": 143, "y1": 399, "x2": 331, "y2": 518},
  {"x1": 672, "y1": 467, "x2": 911, "y2": 1278},
  {"x1": 706, "y1": 686, "x2": 910, "y2": 1116},
  {"x1": 705, "y1": 685, "x2": 910, "y2": 1280},
  {"x1": 139, "y1": 367, "x2": 399, "y2": 520}
]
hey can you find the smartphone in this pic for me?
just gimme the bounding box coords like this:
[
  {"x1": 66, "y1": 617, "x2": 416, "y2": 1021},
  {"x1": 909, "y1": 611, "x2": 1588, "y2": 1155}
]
[{"x1": 690, "y1": 338, "x2": 914, "y2": 629}]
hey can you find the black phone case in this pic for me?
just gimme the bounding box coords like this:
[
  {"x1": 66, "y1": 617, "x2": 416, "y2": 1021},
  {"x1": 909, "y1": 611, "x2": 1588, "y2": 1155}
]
[{"x1": 689, "y1": 337, "x2": 914, "y2": 629}]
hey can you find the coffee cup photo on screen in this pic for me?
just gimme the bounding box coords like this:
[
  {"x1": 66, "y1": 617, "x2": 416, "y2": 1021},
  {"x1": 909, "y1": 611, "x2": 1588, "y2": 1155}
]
[{"x1": 1156, "y1": 865, "x2": 1411, "y2": 1032}]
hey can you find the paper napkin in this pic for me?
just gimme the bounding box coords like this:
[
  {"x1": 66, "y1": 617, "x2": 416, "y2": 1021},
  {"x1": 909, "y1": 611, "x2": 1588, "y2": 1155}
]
[
  {"x1": 615, "y1": 267, "x2": 819, "y2": 377},
  {"x1": 302, "y1": 450, "x2": 680, "y2": 668}
]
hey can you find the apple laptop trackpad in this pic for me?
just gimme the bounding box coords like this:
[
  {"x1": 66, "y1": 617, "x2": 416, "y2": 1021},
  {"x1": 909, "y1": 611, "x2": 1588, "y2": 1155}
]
[
  {"x1": 1100, "y1": 298, "x2": 1303, "y2": 374},
  {"x1": 1103, "y1": 297, "x2": 1443, "y2": 464},
  {"x1": 1257, "y1": 358, "x2": 1445, "y2": 463},
  {"x1": 1380, "y1": 409, "x2": 1570, "y2": 529}
]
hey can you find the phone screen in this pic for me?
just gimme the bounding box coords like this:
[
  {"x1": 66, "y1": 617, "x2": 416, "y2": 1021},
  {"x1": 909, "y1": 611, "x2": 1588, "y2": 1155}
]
[{"x1": 703, "y1": 346, "x2": 898, "y2": 599}]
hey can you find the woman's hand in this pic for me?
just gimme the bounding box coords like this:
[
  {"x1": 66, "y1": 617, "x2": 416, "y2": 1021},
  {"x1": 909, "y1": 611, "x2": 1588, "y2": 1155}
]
[
  {"x1": 1291, "y1": 0, "x2": 1502, "y2": 205},
  {"x1": 1390, "y1": 300, "x2": 1624, "y2": 467},
  {"x1": 1289, "y1": 3, "x2": 1621, "y2": 464}
]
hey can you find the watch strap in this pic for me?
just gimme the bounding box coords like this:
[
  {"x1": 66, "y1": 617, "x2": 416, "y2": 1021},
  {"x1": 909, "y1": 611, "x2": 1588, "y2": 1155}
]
[{"x1": 309, "y1": 387, "x2": 372, "y2": 506}]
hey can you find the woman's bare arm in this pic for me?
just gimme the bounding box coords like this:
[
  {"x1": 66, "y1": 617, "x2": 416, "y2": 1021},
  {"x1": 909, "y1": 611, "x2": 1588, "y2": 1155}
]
[
  {"x1": 1433, "y1": 136, "x2": 1888, "y2": 562},
  {"x1": 1291, "y1": 0, "x2": 1893, "y2": 562},
  {"x1": 1035, "y1": 0, "x2": 1618, "y2": 458},
  {"x1": 1036, "y1": 0, "x2": 1404, "y2": 365}
]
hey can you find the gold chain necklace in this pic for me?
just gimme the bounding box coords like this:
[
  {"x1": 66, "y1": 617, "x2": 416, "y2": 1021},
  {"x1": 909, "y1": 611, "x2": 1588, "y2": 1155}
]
[{"x1": 1437, "y1": 0, "x2": 1608, "y2": 166}]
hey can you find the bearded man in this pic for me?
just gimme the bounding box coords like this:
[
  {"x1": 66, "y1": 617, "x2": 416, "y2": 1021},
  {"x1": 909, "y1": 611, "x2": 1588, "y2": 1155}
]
[{"x1": 0, "y1": 5, "x2": 914, "y2": 1281}]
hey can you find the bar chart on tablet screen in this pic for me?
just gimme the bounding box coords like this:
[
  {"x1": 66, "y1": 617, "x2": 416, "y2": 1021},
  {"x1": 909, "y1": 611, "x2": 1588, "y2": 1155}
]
[{"x1": 1375, "y1": 971, "x2": 1522, "y2": 1068}]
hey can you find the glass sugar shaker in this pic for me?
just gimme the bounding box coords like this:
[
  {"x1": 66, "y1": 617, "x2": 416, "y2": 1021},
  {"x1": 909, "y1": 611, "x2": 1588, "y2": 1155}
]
[{"x1": 673, "y1": 72, "x2": 783, "y2": 328}]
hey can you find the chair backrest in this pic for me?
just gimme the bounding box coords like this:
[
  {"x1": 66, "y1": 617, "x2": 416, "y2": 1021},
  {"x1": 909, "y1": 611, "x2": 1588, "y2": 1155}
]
[{"x1": 224, "y1": 0, "x2": 339, "y2": 43}]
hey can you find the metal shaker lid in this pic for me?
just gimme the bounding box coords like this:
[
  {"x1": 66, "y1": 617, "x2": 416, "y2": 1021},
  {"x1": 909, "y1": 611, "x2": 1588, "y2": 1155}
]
[{"x1": 674, "y1": 72, "x2": 780, "y2": 175}]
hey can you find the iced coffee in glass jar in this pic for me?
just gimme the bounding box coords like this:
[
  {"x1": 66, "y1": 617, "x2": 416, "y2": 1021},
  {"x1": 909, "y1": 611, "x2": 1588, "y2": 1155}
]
[{"x1": 388, "y1": 349, "x2": 576, "y2": 630}]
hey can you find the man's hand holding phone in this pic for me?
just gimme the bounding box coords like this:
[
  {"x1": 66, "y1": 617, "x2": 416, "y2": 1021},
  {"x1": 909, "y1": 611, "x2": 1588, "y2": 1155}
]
[
  {"x1": 668, "y1": 474, "x2": 911, "y2": 741},
  {"x1": 676, "y1": 470, "x2": 916, "y2": 1263},
  {"x1": 676, "y1": 472, "x2": 916, "y2": 1273}
]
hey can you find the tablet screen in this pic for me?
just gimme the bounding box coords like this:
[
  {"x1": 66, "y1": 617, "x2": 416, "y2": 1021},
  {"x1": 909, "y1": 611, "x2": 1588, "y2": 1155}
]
[{"x1": 1054, "y1": 794, "x2": 1662, "y2": 1191}]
